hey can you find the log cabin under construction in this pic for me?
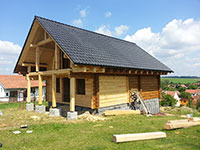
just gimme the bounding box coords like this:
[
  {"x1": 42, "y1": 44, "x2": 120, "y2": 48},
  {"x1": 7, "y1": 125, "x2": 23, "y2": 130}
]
[{"x1": 14, "y1": 16, "x2": 173, "y2": 115}]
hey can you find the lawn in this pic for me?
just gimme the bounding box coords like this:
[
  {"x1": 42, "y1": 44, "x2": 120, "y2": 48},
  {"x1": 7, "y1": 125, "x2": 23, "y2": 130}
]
[
  {"x1": 161, "y1": 78, "x2": 200, "y2": 84},
  {"x1": 0, "y1": 103, "x2": 200, "y2": 150}
]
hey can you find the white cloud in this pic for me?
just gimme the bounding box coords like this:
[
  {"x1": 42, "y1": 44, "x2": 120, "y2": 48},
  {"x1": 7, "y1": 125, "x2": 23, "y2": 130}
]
[
  {"x1": 124, "y1": 18, "x2": 200, "y2": 76},
  {"x1": 72, "y1": 19, "x2": 83, "y2": 27},
  {"x1": 0, "y1": 40, "x2": 21, "y2": 54},
  {"x1": 105, "y1": 11, "x2": 112, "y2": 18},
  {"x1": 95, "y1": 25, "x2": 129, "y2": 37},
  {"x1": 80, "y1": 9, "x2": 87, "y2": 17},
  {"x1": 114, "y1": 25, "x2": 129, "y2": 36},
  {"x1": 0, "y1": 40, "x2": 21, "y2": 75},
  {"x1": 95, "y1": 25, "x2": 112, "y2": 36}
]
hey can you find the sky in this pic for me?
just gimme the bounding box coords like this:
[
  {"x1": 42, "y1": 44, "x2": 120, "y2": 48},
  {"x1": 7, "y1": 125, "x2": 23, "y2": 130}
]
[{"x1": 0, "y1": 0, "x2": 200, "y2": 76}]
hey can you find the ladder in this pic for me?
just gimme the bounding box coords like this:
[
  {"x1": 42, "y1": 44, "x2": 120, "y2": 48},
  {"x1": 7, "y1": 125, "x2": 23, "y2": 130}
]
[{"x1": 135, "y1": 92, "x2": 151, "y2": 115}]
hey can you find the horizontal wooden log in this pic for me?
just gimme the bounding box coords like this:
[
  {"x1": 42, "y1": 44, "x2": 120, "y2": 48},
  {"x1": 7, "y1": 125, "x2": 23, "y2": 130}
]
[
  {"x1": 113, "y1": 132, "x2": 166, "y2": 143},
  {"x1": 164, "y1": 121, "x2": 200, "y2": 130},
  {"x1": 188, "y1": 117, "x2": 200, "y2": 122},
  {"x1": 104, "y1": 110, "x2": 140, "y2": 116},
  {"x1": 168, "y1": 119, "x2": 189, "y2": 124}
]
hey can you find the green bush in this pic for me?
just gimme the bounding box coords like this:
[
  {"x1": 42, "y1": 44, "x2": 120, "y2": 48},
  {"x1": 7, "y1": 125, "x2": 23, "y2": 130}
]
[{"x1": 160, "y1": 93, "x2": 177, "y2": 107}]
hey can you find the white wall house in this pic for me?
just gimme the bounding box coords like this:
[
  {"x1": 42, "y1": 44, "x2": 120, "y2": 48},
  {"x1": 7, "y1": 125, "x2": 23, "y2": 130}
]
[{"x1": 0, "y1": 75, "x2": 46, "y2": 103}]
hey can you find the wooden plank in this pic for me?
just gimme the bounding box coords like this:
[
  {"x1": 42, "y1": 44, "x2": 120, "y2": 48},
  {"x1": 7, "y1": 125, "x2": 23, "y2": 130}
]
[
  {"x1": 70, "y1": 77, "x2": 76, "y2": 111},
  {"x1": 52, "y1": 74, "x2": 56, "y2": 107},
  {"x1": 38, "y1": 74, "x2": 43, "y2": 105},
  {"x1": 164, "y1": 121, "x2": 200, "y2": 130},
  {"x1": 113, "y1": 132, "x2": 166, "y2": 143},
  {"x1": 55, "y1": 44, "x2": 58, "y2": 70},
  {"x1": 35, "y1": 47, "x2": 39, "y2": 72},
  {"x1": 104, "y1": 110, "x2": 140, "y2": 116},
  {"x1": 27, "y1": 75, "x2": 31, "y2": 103},
  {"x1": 22, "y1": 62, "x2": 47, "y2": 67},
  {"x1": 28, "y1": 68, "x2": 71, "y2": 76}
]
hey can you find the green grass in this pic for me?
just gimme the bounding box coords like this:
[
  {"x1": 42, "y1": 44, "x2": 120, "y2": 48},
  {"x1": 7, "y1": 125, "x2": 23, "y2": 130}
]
[
  {"x1": 1, "y1": 113, "x2": 200, "y2": 149},
  {"x1": 161, "y1": 78, "x2": 200, "y2": 84}
]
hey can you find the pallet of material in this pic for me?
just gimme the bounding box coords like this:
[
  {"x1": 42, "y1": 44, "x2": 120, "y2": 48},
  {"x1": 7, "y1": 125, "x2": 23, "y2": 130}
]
[
  {"x1": 113, "y1": 132, "x2": 166, "y2": 143},
  {"x1": 164, "y1": 117, "x2": 200, "y2": 130},
  {"x1": 103, "y1": 110, "x2": 140, "y2": 116}
]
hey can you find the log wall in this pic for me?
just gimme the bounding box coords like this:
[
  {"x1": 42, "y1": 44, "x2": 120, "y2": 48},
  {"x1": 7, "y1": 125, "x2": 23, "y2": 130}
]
[{"x1": 99, "y1": 76, "x2": 129, "y2": 108}]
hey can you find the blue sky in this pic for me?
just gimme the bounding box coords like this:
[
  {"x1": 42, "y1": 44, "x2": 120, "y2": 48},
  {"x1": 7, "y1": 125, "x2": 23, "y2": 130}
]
[{"x1": 0, "y1": 0, "x2": 200, "y2": 76}]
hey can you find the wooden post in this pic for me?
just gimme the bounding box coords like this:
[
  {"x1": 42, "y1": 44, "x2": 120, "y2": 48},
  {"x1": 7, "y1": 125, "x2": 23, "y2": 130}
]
[
  {"x1": 36, "y1": 47, "x2": 39, "y2": 72},
  {"x1": 55, "y1": 44, "x2": 58, "y2": 70},
  {"x1": 27, "y1": 66, "x2": 31, "y2": 73},
  {"x1": 158, "y1": 75, "x2": 161, "y2": 99},
  {"x1": 70, "y1": 77, "x2": 76, "y2": 112},
  {"x1": 52, "y1": 74, "x2": 56, "y2": 107},
  {"x1": 27, "y1": 75, "x2": 31, "y2": 103},
  {"x1": 38, "y1": 74, "x2": 43, "y2": 105}
]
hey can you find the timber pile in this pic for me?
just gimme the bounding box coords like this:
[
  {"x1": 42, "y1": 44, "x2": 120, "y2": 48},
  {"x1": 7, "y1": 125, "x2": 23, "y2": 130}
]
[
  {"x1": 78, "y1": 111, "x2": 105, "y2": 121},
  {"x1": 164, "y1": 117, "x2": 200, "y2": 130},
  {"x1": 113, "y1": 132, "x2": 166, "y2": 143},
  {"x1": 103, "y1": 110, "x2": 140, "y2": 116}
]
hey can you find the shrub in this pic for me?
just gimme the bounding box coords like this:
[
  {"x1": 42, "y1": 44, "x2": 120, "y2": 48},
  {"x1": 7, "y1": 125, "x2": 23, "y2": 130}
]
[
  {"x1": 160, "y1": 93, "x2": 177, "y2": 107},
  {"x1": 196, "y1": 99, "x2": 200, "y2": 110}
]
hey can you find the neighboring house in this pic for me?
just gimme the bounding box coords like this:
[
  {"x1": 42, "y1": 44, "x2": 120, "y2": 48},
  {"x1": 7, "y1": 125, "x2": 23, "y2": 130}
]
[
  {"x1": 165, "y1": 91, "x2": 180, "y2": 107},
  {"x1": 14, "y1": 16, "x2": 173, "y2": 114},
  {"x1": 185, "y1": 89, "x2": 200, "y2": 97},
  {"x1": 180, "y1": 84, "x2": 187, "y2": 88},
  {"x1": 193, "y1": 95, "x2": 200, "y2": 107},
  {"x1": 0, "y1": 75, "x2": 46, "y2": 102}
]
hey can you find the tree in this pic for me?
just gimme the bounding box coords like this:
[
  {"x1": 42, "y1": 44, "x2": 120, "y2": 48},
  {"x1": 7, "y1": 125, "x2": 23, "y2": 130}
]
[
  {"x1": 196, "y1": 99, "x2": 200, "y2": 110},
  {"x1": 180, "y1": 92, "x2": 192, "y2": 99},
  {"x1": 187, "y1": 84, "x2": 198, "y2": 89},
  {"x1": 160, "y1": 93, "x2": 177, "y2": 107},
  {"x1": 187, "y1": 99, "x2": 194, "y2": 108},
  {"x1": 178, "y1": 86, "x2": 186, "y2": 93}
]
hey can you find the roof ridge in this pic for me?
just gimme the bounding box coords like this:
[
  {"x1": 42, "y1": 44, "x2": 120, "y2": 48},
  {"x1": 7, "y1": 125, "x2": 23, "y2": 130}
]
[{"x1": 34, "y1": 16, "x2": 136, "y2": 46}]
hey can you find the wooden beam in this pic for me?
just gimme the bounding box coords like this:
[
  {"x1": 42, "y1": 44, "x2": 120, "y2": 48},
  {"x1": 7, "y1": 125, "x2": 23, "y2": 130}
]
[
  {"x1": 55, "y1": 44, "x2": 58, "y2": 70},
  {"x1": 164, "y1": 121, "x2": 200, "y2": 130},
  {"x1": 22, "y1": 62, "x2": 47, "y2": 67},
  {"x1": 113, "y1": 132, "x2": 166, "y2": 143},
  {"x1": 27, "y1": 75, "x2": 31, "y2": 103},
  {"x1": 27, "y1": 66, "x2": 31, "y2": 73},
  {"x1": 104, "y1": 110, "x2": 140, "y2": 116},
  {"x1": 30, "y1": 38, "x2": 52, "y2": 48},
  {"x1": 70, "y1": 77, "x2": 76, "y2": 112},
  {"x1": 38, "y1": 74, "x2": 43, "y2": 105},
  {"x1": 36, "y1": 47, "x2": 39, "y2": 72},
  {"x1": 52, "y1": 74, "x2": 56, "y2": 107},
  {"x1": 28, "y1": 68, "x2": 71, "y2": 76}
]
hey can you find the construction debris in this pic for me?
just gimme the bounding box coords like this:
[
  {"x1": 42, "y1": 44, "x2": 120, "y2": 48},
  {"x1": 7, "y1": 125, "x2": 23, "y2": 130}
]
[
  {"x1": 78, "y1": 111, "x2": 105, "y2": 121},
  {"x1": 164, "y1": 118, "x2": 200, "y2": 130},
  {"x1": 13, "y1": 131, "x2": 21, "y2": 134},
  {"x1": 20, "y1": 124, "x2": 28, "y2": 129},
  {"x1": 0, "y1": 124, "x2": 6, "y2": 128},
  {"x1": 0, "y1": 110, "x2": 3, "y2": 116},
  {"x1": 26, "y1": 130, "x2": 33, "y2": 133},
  {"x1": 113, "y1": 132, "x2": 166, "y2": 143},
  {"x1": 30, "y1": 116, "x2": 41, "y2": 121},
  {"x1": 103, "y1": 110, "x2": 140, "y2": 116}
]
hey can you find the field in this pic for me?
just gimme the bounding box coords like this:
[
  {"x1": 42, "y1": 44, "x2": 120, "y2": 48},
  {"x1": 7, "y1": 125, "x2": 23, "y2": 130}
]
[
  {"x1": 0, "y1": 103, "x2": 200, "y2": 150},
  {"x1": 161, "y1": 78, "x2": 200, "y2": 84}
]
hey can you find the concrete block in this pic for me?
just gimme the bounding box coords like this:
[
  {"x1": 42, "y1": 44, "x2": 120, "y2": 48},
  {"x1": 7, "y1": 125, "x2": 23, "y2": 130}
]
[
  {"x1": 67, "y1": 111, "x2": 78, "y2": 120},
  {"x1": 35, "y1": 105, "x2": 46, "y2": 113},
  {"x1": 49, "y1": 108, "x2": 60, "y2": 117},
  {"x1": 26, "y1": 103, "x2": 34, "y2": 111}
]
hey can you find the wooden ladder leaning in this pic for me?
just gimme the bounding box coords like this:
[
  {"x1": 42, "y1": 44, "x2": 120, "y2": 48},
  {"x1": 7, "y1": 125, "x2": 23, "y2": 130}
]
[{"x1": 135, "y1": 92, "x2": 151, "y2": 115}]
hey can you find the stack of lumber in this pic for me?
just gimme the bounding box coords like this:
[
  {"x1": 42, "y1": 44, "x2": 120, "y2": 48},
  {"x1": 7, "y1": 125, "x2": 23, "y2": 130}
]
[
  {"x1": 113, "y1": 132, "x2": 166, "y2": 143},
  {"x1": 103, "y1": 110, "x2": 140, "y2": 116},
  {"x1": 164, "y1": 117, "x2": 200, "y2": 130}
]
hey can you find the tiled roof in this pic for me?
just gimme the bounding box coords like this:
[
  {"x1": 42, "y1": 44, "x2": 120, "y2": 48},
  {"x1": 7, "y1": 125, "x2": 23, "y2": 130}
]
[
  {"x1": 0, "y1": 75, "x2": 45, "y2": 89},
  {"x1": 186, "y1": 89, "x2": 200, "y2": 94},
  {"x1": 165, "y1": 91, "x2": 180, "y2": 96},
  {"x1": 34, "y1": 16, "x2": 173, "y2": 72}
]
